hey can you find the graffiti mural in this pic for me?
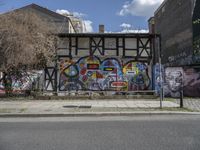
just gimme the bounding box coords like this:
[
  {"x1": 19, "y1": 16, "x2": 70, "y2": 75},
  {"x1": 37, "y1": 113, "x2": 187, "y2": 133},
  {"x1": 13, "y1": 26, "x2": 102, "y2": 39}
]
[
  {"x1": 77, "y1": 56, "x2": 101, "y2": 90},
  {"x1": 123, "y1": 61, "x2": 150, "y2": 90},
  {"x1": 0, "y1": 72, "x2": 4, "y2": 94},
  {"x1": 99, "y1": 58, "x2": 124, "y2": 90},
  {"x1": 164, "y1": 68, "x2": 183, "y2": 97},
  {"x1": 59, "y1": 56, "x2": 150, "y2": 91},
  {"x1": 161, "y1": 67, "x2": 200, "y2": 98},
  {"x1": 0, "y1": 70, "x2": 42, "y2": 95},
  {"x1": 153, "y1": 63, "x2": 164, "y2": 95},
  {"x1": 59, "y1": 58, "x2": 83, "y2": 91}
]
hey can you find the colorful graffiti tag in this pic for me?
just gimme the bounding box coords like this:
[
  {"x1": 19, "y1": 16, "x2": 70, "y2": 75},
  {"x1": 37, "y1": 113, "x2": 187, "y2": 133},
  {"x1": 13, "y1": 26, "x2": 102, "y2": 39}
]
[
  {"x1": 59, "y1": 56, "x2": 150, "y2": 91},
  {"x1": 153, "y1": 63, "x2": 164, "y2": 95}
]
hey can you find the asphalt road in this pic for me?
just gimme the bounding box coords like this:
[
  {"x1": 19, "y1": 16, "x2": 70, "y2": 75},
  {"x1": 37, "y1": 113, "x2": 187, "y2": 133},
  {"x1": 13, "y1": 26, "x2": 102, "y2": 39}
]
[{"x1": 0, "y1": 115, "x2": 200, "y2": 150}]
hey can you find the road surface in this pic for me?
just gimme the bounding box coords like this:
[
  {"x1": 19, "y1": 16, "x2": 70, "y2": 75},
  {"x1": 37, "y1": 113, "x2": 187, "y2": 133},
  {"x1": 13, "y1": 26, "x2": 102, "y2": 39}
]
[{"x1": 0, "y1": 115, "x2": 200, "y2": 150}]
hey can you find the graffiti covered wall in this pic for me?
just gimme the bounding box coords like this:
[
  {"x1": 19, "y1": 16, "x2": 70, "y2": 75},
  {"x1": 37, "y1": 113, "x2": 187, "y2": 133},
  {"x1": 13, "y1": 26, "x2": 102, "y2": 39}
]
[
  {"x1": 154, "y1": 67, "x2": 200, "y2": 98},
  {"x1": 153, "y1": 63, "x2": 164, "y2": 95},
  {"x1": 0, "y1": 71, "x2": 43, "y2": 95},
  {"x1": 183, "y1": 67, "x2": 200, "y2": 97},
  {"x1": 164, "y1": 67, "x2": 183, "y2": 97},
  {"x1": 59, "y1": 56, "x2": 150, "y2": 91},
  {"x1": 0, "y1": 72, "x2": 4, "y2": 94}
]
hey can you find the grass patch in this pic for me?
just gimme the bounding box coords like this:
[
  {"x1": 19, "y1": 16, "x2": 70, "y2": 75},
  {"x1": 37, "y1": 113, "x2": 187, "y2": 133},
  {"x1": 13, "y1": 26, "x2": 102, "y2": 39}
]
[
  {"x1": 0, "y1": 108, "x2": 12, "y2": 113},
  {"x1": 19, "y1": 108, "x2": 27, "y2": 113},
  {"x1": 154, "y1": 107, "x2": 192, "y2": 112},
  {"x1": 0, "y1": 96, "x2": 35, "y2": 101},
  {"x1": 61, "y1": 107, "x2": 193, "y2": 113}
]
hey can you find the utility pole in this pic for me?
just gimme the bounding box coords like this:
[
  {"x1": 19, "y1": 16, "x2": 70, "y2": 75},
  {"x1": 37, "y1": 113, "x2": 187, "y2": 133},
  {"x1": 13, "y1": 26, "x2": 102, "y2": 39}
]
[
  {"x1": 158, "y1": 35, "x2": 163, "y2": 109},
  {"x1": 180, "y1": 74, "x2": 183, "y2": 108}
]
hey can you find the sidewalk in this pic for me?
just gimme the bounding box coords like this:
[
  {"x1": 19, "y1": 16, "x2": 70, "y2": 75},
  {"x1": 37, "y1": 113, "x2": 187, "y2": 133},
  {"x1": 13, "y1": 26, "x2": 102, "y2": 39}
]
[
  {"x1": 184, "y1": 100, "x2": 200, "y2": 111},
  {"x1": 0, "y1": 99, "x2": 198, "y2": 117}
]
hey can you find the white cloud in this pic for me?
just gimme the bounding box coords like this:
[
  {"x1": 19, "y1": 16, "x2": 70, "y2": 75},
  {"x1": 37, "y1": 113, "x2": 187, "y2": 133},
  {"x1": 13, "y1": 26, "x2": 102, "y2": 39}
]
[
  {"x1": 105, "y1": 29, "x2": 149, "y2": 33},
  {"x1": 120, "y1": 29, "x2": 149, "y2": 33},
  {"x1": 56, "y1": 9, "x2": 93, "y2": 33},
  {"x1": 56, "y1": 9, "x2": 86, "y2": 18},
  {"x1": 72, "y1": 12, "x2": 86, "y2": 18},
  {"x1": 119, "y1": 23, "x2": 148, "y2": 33},
  {"x1": 83, "y1": 20, "x2": 93, "y2": 33},
  {"x1": 118, "y1": 0, "x2": 164, "y2": 17},
  {"x1": 120, "y1": 23, "x2": 131, "y2": 28},
  {"x1": 56, "y1": 9, "x2": 70, "y2": 15}
]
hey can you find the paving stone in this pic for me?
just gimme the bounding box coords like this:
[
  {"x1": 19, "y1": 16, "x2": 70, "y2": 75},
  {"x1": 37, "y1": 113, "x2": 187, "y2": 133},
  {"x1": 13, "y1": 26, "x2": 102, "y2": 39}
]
[
  {"x1": 170, "y1": 98, "x2": 200, "y2": 111},
  {"x1": 0, "y1": 99, "x2": 181, "y2": 114}
]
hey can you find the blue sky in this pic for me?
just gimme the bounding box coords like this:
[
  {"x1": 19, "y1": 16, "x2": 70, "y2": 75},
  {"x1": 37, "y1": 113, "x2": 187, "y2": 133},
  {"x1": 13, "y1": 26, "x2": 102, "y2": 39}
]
[{"x1": 0, "y1": 0, "x2": 164, "y2": 32}]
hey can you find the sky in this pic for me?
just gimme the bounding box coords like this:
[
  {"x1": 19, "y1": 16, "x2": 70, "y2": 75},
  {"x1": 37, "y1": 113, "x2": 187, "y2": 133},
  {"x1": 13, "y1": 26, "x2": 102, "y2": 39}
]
[{"x1": 0, "y1": 0, "x2": 164, "y2": 32}]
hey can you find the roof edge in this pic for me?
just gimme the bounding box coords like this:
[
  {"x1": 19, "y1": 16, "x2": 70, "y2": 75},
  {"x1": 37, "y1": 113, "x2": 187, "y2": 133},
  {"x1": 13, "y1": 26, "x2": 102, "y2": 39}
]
[{"x1": 154, "y1": 0, "x2": 168, "y2": 15}]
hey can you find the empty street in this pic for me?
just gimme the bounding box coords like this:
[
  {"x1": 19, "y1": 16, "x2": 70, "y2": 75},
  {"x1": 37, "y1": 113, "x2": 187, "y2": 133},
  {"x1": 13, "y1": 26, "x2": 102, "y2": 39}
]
[{"x1": 0, "y1": 115, "x2": 200, "y2": 150}]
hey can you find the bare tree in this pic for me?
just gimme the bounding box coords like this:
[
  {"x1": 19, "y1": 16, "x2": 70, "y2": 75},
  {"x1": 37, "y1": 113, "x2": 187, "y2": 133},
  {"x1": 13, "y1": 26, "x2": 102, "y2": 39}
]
[{"x1": 0, "y1": 11, "x2": 57, "y2": 95}]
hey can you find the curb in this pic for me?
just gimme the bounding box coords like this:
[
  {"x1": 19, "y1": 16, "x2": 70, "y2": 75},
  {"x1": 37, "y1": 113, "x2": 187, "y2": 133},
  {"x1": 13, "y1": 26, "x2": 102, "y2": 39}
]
[{"x1": 0, "y1": 111, "x2": 200, "y2": 118}]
